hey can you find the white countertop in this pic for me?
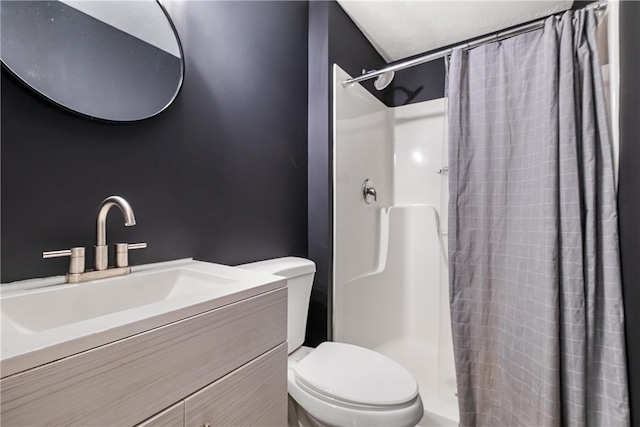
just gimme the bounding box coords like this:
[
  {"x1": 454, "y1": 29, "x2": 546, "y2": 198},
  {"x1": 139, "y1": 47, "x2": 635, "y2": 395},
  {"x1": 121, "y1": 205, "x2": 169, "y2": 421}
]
[{"x1": 0, "y1": 259, "x2": 286, "y2": 378}]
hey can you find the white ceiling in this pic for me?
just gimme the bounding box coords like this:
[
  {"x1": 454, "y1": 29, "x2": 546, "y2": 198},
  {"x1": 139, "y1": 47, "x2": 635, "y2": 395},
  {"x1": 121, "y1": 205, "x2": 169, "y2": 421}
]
[{"x1": 336, "y1": 1, "x2": 574, "y2": 62}]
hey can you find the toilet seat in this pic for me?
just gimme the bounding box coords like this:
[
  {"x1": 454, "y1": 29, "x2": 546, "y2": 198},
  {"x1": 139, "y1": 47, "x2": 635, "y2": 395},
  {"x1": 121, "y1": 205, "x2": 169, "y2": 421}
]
[
  {"x1": 294, "y1": 342, "x2": 419, "y2": 408},
  {"x1": 288, "y1": 344, "x2": 423, "y2": 427}
]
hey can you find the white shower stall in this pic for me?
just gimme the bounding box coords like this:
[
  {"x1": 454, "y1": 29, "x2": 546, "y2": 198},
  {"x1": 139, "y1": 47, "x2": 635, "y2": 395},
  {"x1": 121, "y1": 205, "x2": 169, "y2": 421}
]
[{"x1": 332, "y1": 65, "x2": 458, "y2": 426}]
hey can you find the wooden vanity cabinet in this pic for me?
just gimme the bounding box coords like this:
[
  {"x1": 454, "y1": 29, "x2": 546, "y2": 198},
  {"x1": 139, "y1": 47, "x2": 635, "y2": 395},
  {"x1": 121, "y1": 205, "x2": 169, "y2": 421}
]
[
  {"x1": 136, "y1": 401, "x2": 184, "y2": 427},
  {"x1": 136, "y1": 344, "x2": 287, "y2": 427},
  {"x1": 1, "y1": 288, "x2": 287, "y2": 427}
]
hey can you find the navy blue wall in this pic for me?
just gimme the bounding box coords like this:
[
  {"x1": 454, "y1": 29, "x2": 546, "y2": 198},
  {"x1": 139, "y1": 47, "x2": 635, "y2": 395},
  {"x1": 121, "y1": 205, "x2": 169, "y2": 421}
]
[
  {"x1": 618, "y1": 1, "x2": 640, "y2": 423},
  {"x1": 307, "y1": 0, "x2": 332, "y2": 346},
  {"x1": 1, "y1": 1, "x2": 309, "y2": 283}
]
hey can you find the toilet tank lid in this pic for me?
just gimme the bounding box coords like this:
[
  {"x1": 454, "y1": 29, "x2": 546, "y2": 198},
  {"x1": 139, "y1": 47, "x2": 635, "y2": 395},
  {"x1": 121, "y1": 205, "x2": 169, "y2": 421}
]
[{"x1": 237, "y1": 257, "x2": 316, "y2": 279}]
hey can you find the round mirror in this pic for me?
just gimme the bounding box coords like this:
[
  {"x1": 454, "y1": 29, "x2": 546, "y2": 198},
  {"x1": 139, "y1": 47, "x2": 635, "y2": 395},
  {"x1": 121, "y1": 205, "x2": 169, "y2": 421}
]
[{"x1": 1, "y1": 0, "x2": 184, "y2": 122}]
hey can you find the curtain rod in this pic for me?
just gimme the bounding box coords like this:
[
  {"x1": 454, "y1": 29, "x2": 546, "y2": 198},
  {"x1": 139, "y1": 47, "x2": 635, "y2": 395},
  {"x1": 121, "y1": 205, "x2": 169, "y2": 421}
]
[{"x1": 342, "y1": 0, "x2": 608, "y2": 87}]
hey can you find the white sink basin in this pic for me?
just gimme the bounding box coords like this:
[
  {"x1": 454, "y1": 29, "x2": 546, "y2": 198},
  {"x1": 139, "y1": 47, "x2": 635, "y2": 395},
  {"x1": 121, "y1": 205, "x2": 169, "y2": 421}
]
[
  {"x1": 0, "y1": 259, "x2": 285, "y2": 377},
  {"x1": 3, "y1": 268, "x2": 238, "y2": 334}
]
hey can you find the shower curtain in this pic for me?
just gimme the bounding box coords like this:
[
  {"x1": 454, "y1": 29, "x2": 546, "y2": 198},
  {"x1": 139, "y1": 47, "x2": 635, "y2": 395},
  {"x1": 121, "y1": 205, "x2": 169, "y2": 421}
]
[{"x1": 447, "y1": 10, "x2": 629, "y2": 427}]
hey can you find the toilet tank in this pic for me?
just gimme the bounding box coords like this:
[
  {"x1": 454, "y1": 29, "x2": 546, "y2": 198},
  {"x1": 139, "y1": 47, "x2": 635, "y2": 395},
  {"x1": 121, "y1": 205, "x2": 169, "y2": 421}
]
[{"x1": 237, "y1": 257, "x2": 316, "y2": 354}]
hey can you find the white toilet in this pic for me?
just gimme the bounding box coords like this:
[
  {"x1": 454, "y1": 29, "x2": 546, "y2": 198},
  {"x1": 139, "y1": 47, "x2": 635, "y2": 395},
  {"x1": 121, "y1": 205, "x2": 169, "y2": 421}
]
[{"x1": 239, "y1": 257, "x2": 424, "y2": 427}]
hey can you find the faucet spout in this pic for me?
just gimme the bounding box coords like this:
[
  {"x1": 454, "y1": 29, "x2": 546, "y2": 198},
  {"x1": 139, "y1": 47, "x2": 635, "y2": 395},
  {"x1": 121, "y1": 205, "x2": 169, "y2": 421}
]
[{"x1": 95, "y1": 196, "x2": 136, "y2": 270}]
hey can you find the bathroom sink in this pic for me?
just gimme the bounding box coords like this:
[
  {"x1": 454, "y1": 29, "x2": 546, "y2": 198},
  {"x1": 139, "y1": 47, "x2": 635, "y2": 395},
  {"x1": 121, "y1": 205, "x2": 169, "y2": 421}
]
[
  {"x1": 0, "y1": 259, "x2": 285, "y2": 377},
  {"x1": 2, "y1": 268, "x2": 237, "y2": 334}
]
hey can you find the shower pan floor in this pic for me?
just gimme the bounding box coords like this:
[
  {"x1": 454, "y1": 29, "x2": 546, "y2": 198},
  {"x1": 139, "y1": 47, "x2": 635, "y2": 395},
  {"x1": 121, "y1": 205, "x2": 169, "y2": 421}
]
[{"x1": 374, "y1": 339, "x2": 459, "y2": 427}]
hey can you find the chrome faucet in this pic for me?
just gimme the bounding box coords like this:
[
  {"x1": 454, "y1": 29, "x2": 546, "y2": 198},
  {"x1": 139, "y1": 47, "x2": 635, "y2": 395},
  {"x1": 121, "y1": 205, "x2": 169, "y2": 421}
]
[
  {"x1": 43, "y1": 195, "x2": 146, "y2": 283},
  {"x1": 95, "y1": 196, "x2": 136, "y2": 271}
]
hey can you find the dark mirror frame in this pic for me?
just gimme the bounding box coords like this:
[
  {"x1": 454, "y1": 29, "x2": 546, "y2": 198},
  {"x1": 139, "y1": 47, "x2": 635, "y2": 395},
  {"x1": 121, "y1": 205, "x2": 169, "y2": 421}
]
[{"x1": 0, "y1": 0, "x2": 185, "y2": 123}]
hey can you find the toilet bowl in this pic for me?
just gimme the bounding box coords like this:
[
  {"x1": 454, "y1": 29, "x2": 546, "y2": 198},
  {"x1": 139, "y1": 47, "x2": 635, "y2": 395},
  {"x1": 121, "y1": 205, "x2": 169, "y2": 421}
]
[
  {"x1": 287, "y1": 344, "x2": 423, "y2": 427},
  {"x1": 239, "y1": 257, "x2": 423, "y2": 427}
]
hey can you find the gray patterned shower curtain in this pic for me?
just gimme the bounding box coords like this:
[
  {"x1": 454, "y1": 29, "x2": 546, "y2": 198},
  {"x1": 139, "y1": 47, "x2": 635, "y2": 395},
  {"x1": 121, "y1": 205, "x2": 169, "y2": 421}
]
[{"x1": 447, "y1": 10, "x2": 629, "y2": 427}]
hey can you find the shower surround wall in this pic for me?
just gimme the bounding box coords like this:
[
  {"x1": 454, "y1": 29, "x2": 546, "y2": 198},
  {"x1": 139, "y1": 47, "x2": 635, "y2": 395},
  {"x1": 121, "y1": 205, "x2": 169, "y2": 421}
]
[
  {"x1": 333, "y1": 65, "x2": 457, "y2": 426},
  {"x1": 307, "y1": 0, "x2": 446, "y2": 345}
]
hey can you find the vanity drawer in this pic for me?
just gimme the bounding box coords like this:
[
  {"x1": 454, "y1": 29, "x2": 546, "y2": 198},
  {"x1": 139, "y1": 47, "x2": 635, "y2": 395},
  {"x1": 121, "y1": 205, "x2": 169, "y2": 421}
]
[
  {"x1": 137, "y1": 401, "x2": 184, "y2": 427},
  {"x1": 185, "y1": 342, "x2": 287, "y2": 427},
  {"x1": 0, "y1": 287, "x2": 286, "y2": 427}
]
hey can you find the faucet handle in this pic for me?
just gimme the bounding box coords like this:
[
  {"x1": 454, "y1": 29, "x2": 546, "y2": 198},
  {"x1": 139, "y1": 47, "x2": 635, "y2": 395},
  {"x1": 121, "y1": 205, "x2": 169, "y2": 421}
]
[
  {"x1": 114, "y1": 242, "x2": 147, "y2": 268},
  {"x1": 362, "y1": 179, "x2": 378, "y2": 204},
  {"x1": 127, "y1": 242, "x2": 148, "y2": 251},
  {"x1": 43, "y1": 247, "x2": 86, "y2": 274}
]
